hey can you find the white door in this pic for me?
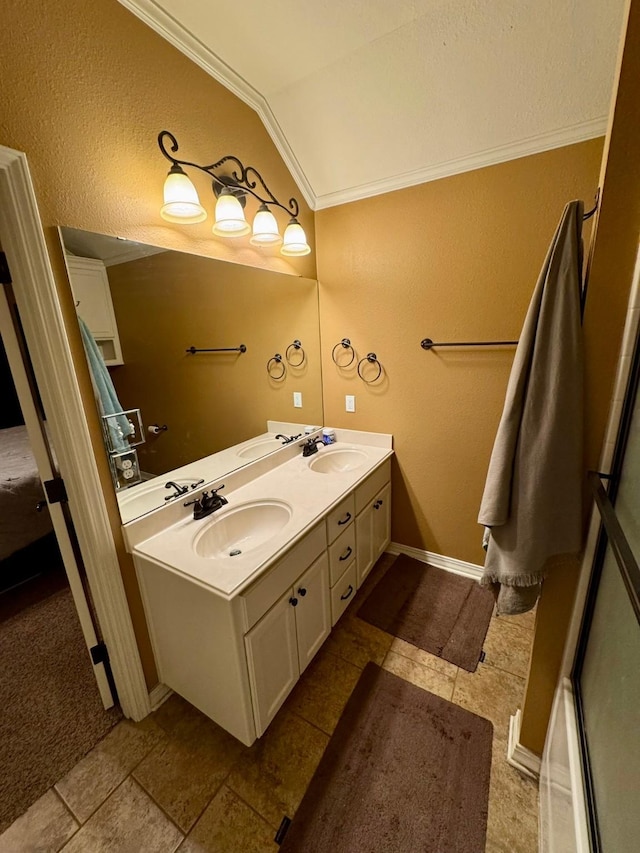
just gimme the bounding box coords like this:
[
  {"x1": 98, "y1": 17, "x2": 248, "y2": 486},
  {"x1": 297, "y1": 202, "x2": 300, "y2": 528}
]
[
  {"x1": 0, "y1": 281, "x2": 115, "y2": 709},
  {"x1": 372, "y1": 483, "x2": 392, "y2": 560},
  {"x1": 356, "y1": 501, "x2": 374, "y2": 587},
  {"x1": 295, "y1": 552, "x2": 331, "y2": 673}
]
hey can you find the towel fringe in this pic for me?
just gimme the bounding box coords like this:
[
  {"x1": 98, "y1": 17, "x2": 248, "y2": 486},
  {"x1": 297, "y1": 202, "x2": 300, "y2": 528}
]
[{"x1": 480, "y1": 571, "x2": 545, "y2": 589}]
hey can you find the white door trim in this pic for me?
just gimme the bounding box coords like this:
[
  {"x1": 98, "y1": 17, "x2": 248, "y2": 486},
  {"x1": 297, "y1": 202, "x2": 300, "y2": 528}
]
[{"x1": 0, "y1": 143, "x2": 151, "y2": 720}]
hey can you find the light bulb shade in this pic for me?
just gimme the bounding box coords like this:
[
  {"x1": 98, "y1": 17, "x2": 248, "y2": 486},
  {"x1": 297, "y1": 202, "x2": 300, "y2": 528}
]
[
  {"x1": 212, "y1": 190, "x2": 251, "y2": 237},
  {"x1": 250, "y1": 204, "x2": 282, "y2": 246},
  {"x1": 281, "y1": 219, "x2": 311, "y2": 256},
  {"x1": 160, "y1": 165, "x2": 207, "y2": 224}
]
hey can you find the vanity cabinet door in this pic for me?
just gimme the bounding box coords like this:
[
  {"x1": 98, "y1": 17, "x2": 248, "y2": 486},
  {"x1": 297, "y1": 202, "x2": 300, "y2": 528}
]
[
  {"x1": 356, "y1": 482, "x2": 391, "y2": 588},
  {"x1": 295, "y1": 552, "x2": 331, "y2": 674},
  {"x1": 245, "y1": 590, "x2": 299, "y2": 737}
]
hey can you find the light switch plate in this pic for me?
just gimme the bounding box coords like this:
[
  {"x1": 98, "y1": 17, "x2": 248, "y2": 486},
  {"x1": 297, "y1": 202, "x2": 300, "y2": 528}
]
[
  {"x1": 345, "y1": 395, "x2": 356, "y2": 412},
  {"x1": 293, "y1": 391, "x2": 303, "y2": 408}
]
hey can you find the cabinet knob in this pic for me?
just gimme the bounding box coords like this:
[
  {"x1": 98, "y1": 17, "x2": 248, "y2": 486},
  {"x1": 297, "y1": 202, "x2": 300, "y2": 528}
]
[
  {"x1": 374, "y1": 499, "x2": 383, "y2": 510},
  {"x1": 339, "y1": 546, "x2": 353, "y2": 562},
  {"x1": 337, "y1": 512, "x2": 352, "y2": 525},
  {"x1": 297, "y1": 587, "x2": 307, "y2": 597},
  {"x1": 289, "y1": 597, "x2": 298, "y2": 607}
]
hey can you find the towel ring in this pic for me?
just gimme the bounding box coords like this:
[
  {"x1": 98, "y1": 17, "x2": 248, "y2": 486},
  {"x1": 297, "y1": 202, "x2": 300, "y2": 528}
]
[
  {"x1": 357, "y1": 353, "x2": 382, "y2": 383},
  {"x1": 267, "y1": 353, "x2": 286, "y2": 380},
  {"x1": 332, "y1": 338, "x2": 356, "y2": 367},
  {"x1": 285, "y1": 339, "x2": 305, "y2": 366}
]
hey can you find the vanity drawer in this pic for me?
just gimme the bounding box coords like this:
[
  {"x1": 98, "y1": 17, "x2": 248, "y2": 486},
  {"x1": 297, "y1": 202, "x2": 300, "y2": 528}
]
[
  {"x1": 330, "y1": 560, "x2": 357, "y2": 626},
  {"x1": 355, "y1": 460, "x2": 391, "y2": 514},
  {"x1": 241, "y1": 522, "x2": 326, "y2": 630},
  {"x1": 326, "y1": 494, "x2": 355, "y2": 544},
  {"x1": 328, "y1": 525, "x2": 356, "y2": 586}
]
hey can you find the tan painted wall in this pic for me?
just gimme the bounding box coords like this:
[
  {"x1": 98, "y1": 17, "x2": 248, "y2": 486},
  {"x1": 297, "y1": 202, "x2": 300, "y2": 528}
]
[
  {"x1": 520, "y1": 0, "x2": 640, "y2": 755},
  {"x1": 106, "y1": 253, "x2": 322, "y2": 475},
  {"x1": 0, "y1": 0, "x2": 315, "y2": 688},
  {"x1": 316, "y1": 140, "x2": 603, "y2": 566}
]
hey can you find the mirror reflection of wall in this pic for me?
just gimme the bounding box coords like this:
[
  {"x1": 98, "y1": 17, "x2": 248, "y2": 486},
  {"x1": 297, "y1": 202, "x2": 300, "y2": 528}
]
[{"x1": 59, "y1": 227, "x2": 323, "y2": 522}]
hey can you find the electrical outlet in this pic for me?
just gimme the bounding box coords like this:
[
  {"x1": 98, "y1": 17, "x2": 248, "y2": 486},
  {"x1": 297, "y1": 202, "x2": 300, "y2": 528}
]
[
  {"x1": 345, "y1": 395, "x2": 356, "y2": 413},
  {"x1": 293, "y1": 391, "x2": 303, "y2": 408}
]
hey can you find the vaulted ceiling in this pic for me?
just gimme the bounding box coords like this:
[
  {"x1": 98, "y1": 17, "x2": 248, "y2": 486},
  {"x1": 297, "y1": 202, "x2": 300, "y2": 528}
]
[{"x1": 120, "y1": 0, "x2": 626, "y2": 210}]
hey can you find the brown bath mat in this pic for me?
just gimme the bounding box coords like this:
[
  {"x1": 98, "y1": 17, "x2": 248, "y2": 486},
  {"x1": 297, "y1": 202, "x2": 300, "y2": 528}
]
[
  {"x1": 280, "y1": 662, "x2": 492, "y2": 852},
  {"x1": 357, "y1": 554, "x2": 494, "y2": 672}
]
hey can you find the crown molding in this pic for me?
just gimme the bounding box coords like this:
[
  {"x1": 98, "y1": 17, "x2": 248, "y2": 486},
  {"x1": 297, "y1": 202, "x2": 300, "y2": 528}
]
[
  {"x1": 313, "y1": 117, "x2": 608, "y2": 210},
  {"x1": 117, "y1": 0, "x2": 317, "y2": 210}
]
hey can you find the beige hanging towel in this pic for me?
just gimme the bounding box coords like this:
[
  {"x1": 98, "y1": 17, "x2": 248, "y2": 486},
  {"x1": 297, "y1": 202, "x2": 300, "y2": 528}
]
[{"x1": 478, "y1": 200, "x2": 585, "y2": 615}]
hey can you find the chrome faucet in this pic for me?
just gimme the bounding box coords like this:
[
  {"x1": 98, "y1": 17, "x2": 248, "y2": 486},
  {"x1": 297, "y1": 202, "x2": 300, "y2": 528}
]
[
  {"x1": 300, "y1": 437, "x2": 323, "y2": 457},
  {"x1": 184, "y1": 485, "x2": 228, "y2": 520}
]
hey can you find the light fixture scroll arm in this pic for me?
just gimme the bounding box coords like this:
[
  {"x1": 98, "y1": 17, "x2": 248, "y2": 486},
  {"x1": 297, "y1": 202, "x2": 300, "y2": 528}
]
[{"x1": 243, "y1": 166, "x2": 299, "y2": 219}]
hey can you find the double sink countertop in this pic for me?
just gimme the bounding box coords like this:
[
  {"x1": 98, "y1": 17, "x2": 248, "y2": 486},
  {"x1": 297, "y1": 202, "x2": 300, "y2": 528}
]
[{"x1": 125, "y1": 428, "x2": 393, "y2": 600}]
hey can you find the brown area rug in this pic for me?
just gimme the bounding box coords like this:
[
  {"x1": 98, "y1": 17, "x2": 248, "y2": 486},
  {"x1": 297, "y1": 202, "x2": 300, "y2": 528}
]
[
  {"x1": 280, "y1": 662, "x2": 493, "y2": 852},
  {"x1": 357, "y1": 554, "x2": 495, "y2": 672},
  {"x1": 0, "y1": 587, "x2": 122, "y2": 832}
]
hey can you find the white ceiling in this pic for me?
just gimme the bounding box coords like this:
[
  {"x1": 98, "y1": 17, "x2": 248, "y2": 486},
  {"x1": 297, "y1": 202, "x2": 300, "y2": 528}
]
[{"x1": 120, "y1": 0, "x2": 626, "y2": 210}]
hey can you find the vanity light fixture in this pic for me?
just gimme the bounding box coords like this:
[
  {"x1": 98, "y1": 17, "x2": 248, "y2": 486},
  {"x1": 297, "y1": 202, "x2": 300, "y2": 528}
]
[{"x1": 158, "y1": 130, "x2": 311, "y2": 256}]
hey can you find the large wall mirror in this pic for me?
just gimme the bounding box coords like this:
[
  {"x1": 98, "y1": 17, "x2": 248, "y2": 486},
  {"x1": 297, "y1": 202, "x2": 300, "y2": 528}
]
[{"x1": 59, "y1": 227, "x2": 323, "y2": 523}]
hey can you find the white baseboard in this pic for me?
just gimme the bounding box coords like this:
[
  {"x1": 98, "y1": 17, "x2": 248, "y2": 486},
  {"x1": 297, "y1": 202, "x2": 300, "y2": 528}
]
[
  {"x1": 149, "y1": 682, "x2": 173, "y2": 711},
  {"x1": 388, "y1": 542, "x2": 484, "y2": 581},
  {"x1": 507, "y1": 708, "x2": 541, "y2": 779}
]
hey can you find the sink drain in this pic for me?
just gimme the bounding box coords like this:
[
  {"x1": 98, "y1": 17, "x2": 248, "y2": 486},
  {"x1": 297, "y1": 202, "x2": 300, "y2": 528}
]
[{"x1": 229, "y1": 549, "x2": 242, "y2": 557}]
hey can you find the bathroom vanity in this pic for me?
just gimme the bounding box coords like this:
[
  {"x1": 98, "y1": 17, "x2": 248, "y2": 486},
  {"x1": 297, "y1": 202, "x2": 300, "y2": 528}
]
[{"x1": 125, "y1": 429, "x2": 393, "y2": 746}]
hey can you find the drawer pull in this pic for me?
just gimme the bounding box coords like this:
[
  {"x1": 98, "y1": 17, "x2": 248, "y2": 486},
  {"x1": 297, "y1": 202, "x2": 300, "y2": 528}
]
[
  {"x1": 337, "y1": 512, "x2": 352, "y2": 525},
  {"x1": 340, "y1": 584, "x2": 354, "y2": 601},
  {"x1": 297, "y1": 587, "x2": 307, "y2": 597},
  {"x1": 339, "y1": 546, "x2": 353, "y2": 562},
  {"x1": 289, "y1": 597, "x2": 298, "y2": 607},
  {"x1": 374, "y1": 499, "x2": 383, "y2": 510}
]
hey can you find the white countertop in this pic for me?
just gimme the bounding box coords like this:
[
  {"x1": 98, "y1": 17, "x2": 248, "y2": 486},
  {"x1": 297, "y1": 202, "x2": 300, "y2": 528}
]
[{"x1": 131, "y1": 436, "x2": 393, "y2": 599}]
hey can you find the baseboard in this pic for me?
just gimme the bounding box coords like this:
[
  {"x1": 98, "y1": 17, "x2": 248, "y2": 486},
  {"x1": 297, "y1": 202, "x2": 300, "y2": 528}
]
[
  {"x1": 507, "y1": 708, "x2": 541, "y2": 779},
  {"x1": 388, "y1": 542, "x2": 484, "y2": 581},
  {"x1": 149, "y1": 682, "x2": 173, "y2": 711}
]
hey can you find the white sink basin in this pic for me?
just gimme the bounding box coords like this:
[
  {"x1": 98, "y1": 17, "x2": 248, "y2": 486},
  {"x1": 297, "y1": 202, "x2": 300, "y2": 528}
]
[
  {"x1": 308, "y1": 448, "x2": 368, "y2": 474},
  {"x1": 236, "y1": 438, "x2": 283, "y2": 460},
  {"x1": 193, "y1": 500, "x2": 292, "y2": 559}
]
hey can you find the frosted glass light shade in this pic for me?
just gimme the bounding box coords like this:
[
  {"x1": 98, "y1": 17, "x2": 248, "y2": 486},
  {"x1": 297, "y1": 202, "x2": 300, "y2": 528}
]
[
  {"x1": 160, "y1": 166, "x2": 207, "y2": 224},
  {"x1": 281, "y1": 218, "x2": 311, "y2": 256},
  {"x1": 250, "y1": 204, "x2": 282, "y2": 246},
  {"x1": 212, "y1": 190, "x2": 251, "y2": 237}
]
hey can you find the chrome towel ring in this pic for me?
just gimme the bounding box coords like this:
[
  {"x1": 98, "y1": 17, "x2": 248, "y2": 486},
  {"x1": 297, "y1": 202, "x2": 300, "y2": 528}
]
[
  {"x1": 286, "y1": 339, "x2": 305, "y2": 366},
  {"x1": 357, "y1": 352, "x2": 383, "y2": 383},
  {"x1": 267, "y1": 353, "x2": 286, "y2": 380},
  {"x1": 331, "y1": 338, "x2": 356, "y2": 367}
]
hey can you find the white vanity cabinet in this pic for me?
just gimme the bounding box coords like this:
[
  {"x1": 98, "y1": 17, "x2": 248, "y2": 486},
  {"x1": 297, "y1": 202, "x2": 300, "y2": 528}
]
[
  {"x1": 134, "y1": 456, "x2": 392, "y2": 747},
  {"x1": 67, "y1": 255, "x2": 123, "y2": 365},
  {"x1": 245, "y1": 552, "x2": 330, "y2": 736}
]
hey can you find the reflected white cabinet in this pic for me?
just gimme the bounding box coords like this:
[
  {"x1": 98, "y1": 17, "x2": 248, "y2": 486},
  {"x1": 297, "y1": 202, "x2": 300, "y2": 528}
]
[
  {"x1": 245, "y1": 552, "x2": 330, "y2": 736},
  {"x1": 356, "y1": 482, "x2": 391, "y2": 587},
  {"x1": 67, "y1": 256, "x2": 123, "y2": 365}
]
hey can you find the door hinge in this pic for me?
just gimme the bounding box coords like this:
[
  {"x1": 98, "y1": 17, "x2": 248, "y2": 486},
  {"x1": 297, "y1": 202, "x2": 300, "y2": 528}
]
[
  {"x1": 0, "y1": 252, "x2": 12, "y2": 285},
  {"x1": 90, "y1": 641, "x2": 110, "y2": 666},
  {"x1": 44, "y1": 477, "x2": 68, "y2": 504}
]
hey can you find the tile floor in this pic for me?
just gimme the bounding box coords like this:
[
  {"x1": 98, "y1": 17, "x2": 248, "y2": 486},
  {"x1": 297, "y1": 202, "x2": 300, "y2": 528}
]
[{"x1": 0, "y1": 554, "x2": 539, "y2": 852}]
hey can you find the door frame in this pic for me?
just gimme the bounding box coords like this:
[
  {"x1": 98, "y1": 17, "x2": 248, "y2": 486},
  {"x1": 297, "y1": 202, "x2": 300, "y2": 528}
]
[{"x1": 0, "y1": 143, "x2": 151, "y2": 720}]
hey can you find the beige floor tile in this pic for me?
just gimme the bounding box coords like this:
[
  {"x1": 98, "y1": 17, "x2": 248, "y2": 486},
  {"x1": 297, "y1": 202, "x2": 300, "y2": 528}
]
[
  {"x1": 285, "y1": 649, "x2": 362, "y2": 735},
  {"x1": 507, "y1": 605, "x2": 537, "y2": 634},
  {"x1": 0, "y1": 789, "x2": 78, "y2": 853},
  {"x1": 453, "y1": 664, "x2": 525, "y2": 734},
  {"x1": 60, "y1": 778, "x2": 183, "y2": 853},
  {"x1": 485, "y1": 738, "x2": 539, "y2": 852},
  {"x1": 133, "y1": 708, "x2": 246, "y2": 832},
  {"x1": 151, "y1": 693, "x2": 199, "y2": 736},
  {"x1": 54, "y1": 718, "x2": 165, "y2": 823},
  {"x1": 226, "y1": 709, "x2": 328, "y2": 829},
  {"x1": 482, "y1": 617, "x2": 534, "y2": 679},
  {"x1": 388, "y1": 636, "x2": 459, "y2": 678},
  {"x1": 382, "y1": 650, "x2": 456, "y2": 700},
  {"x1": 178, "y1": 786, "x2": 278, "y2": 853},
  {"x1": 323, "y1": 612, "x2": 393, "y2": 669}
]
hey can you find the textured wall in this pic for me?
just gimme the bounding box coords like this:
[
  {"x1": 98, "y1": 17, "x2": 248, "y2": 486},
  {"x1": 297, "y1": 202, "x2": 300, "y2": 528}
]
[{"x1": 316, "y1": 139, "x2": 603, "y2": 566}]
